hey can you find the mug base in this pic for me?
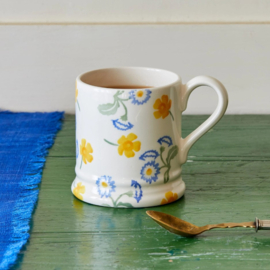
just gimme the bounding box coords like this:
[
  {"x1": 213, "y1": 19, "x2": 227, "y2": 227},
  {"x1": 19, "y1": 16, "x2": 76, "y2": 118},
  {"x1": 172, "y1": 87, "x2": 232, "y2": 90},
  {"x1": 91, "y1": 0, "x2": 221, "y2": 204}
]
[{"x1": 71, "y1": 176, "x2": 186, "y2": 208}]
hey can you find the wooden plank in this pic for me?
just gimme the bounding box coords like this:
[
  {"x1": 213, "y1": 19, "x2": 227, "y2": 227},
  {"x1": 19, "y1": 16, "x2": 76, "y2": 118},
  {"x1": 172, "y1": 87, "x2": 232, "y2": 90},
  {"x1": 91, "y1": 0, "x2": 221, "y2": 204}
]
[
  {"x1": 1, "y1": 25, "x2": 270, "y2": 114},
  {"x1": 11, "y1": 115, "x2": 270, "y2": 270},
  {"x1": 1, "y1": 0, "x2": 270, "y2": 23}
]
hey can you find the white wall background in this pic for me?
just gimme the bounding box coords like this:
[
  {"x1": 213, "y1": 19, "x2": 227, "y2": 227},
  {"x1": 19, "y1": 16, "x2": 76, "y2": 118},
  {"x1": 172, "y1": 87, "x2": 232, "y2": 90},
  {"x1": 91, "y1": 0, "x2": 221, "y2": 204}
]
[{"x1": 1, "y1": 0, "x2": 270, "y2": 114}]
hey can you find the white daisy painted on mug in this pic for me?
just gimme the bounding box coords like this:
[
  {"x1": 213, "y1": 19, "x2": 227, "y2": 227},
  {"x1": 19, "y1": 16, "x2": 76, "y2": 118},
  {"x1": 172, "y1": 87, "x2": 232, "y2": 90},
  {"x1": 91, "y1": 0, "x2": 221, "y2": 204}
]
[
  {"x1": 129, "y1": 89, "x2": 152, "y2": 105},
  {"x1": 140, "y1": 161, "x2": 160, "y2": 184},
  {"x1": 96, "y1": 175, "x2": 116, "y2": 198}
]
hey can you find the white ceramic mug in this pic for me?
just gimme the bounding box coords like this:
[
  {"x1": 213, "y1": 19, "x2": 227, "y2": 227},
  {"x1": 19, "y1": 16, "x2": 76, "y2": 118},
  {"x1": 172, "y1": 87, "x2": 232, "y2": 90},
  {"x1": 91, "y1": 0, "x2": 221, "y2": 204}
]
[{"x1": 72, "y1": 67, "x2": 228, "y2": 208}]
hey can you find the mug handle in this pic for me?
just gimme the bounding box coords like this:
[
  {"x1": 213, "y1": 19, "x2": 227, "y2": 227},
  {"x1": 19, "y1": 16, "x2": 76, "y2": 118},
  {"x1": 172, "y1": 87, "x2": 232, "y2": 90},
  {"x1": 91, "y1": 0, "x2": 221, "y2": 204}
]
[{"x1": 180, "y1": 76, "x2": 228, "y2": 163}]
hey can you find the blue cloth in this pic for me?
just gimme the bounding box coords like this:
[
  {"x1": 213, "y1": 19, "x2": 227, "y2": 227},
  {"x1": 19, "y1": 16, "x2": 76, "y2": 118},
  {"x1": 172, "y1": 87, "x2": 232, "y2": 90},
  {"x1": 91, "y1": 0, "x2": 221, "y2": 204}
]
[{"x1": 0, "y1": 111, "x2": 64, "y2": 270}]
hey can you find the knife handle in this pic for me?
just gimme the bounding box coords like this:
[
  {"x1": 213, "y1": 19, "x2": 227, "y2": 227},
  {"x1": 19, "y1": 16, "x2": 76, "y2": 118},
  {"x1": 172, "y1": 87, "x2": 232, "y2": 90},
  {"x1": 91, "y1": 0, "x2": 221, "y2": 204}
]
[{"x1": 255, "y1": 218, "x2": 270, "y2": 232}]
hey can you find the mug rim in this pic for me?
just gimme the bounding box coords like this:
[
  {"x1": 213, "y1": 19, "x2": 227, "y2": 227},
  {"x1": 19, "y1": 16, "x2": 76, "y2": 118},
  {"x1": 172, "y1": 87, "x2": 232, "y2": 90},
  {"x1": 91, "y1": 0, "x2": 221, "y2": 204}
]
[{"x1": 77, "y1": 67, "x2": 181, "y2": 90}]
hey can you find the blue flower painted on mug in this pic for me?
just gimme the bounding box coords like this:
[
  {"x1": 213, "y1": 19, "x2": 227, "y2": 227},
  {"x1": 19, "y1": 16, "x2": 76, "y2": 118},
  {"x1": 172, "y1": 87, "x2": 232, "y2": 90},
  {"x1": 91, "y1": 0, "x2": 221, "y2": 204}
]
[
  {"x1": 112, "y1": 119, "x2": 134, "y2": 131},
  {"x1": 139, "y1": 150, "x2": 159, "y2": 161},
  {"x1": 131, "y1": 180, "x2": 143, "y2": 203},
  {"x1": 157, "y1": 136, "x2": 173, "y2": 147},
  {"x1": 140, "y1": 161, "x2": 160, "y2": 184},
  {"x1": 129, "y1": 89, "x2": 152, "y2": 105},
  {"x1": 96, "y1": 175, "x2": 116, "y2": 198}
]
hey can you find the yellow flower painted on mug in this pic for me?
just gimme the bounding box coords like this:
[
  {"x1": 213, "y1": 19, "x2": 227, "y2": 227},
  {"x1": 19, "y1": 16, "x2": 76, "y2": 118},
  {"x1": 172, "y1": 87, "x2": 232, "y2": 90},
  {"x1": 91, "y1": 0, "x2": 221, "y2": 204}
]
[
  {"x1": 161, "y1": 191, "x2": 178, "y2": 205},
  {"x1": 73, "y1": 182, "x2": 85, "y2": 200},
  {"x1": 153, "y1": 95, "x2": 172, "y2": 119},
  {"x1": 80, "y1": 139, "x2": 93, "y2": 164},
  {"x1": 117, "y1": 133, "x2": 141, "y2": 158}
]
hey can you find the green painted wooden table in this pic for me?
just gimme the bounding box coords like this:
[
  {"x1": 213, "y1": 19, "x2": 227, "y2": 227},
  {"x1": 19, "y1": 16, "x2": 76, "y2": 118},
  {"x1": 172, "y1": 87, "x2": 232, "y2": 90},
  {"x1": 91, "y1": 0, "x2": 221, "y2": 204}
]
[{"x1": 11, "y1": 115, "x2": 270, "y2": 270}]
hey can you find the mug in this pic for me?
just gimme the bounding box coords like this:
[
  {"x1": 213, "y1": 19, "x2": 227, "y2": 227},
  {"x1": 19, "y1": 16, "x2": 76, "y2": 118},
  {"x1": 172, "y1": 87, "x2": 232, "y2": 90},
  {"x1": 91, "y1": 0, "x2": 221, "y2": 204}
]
[{"x1": 72, "y1": 67, "x2": 228, "y2": 208}]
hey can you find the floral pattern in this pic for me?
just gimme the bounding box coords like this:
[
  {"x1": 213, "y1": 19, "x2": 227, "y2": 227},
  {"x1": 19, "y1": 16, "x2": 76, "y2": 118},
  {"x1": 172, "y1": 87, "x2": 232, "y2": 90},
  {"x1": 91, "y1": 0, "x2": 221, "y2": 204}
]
[
  {"x1": 80, "y1": 139, "x2": 93, "y2": 168},
  {"x1": 140, "y1": 161, "x2": 160, "y2": 184},
  {"x1": 96, "y1": 175, "x2": 116, "y2": 198},
  {"x1": 153, "y1": 95, "x2": 174, "y2": 120},
  {"x1": 157, "y1": 136, "x2": 173, "y2": 147},
  {"x1": 112, "y1": 119, "x2": 134, "y2": 131},
  {"x1": 161, "y1": 191, "x2": 178, "y2": 205},
  {"x1": 159, "y1": 144, "x2": 178, "y2": 183},
  {"x1": 77, "y1": 88, "x2": 180, "y2": 206},
  {"x1": 139, "y1": 150, "x2": 159, "y2": 161},
  {"x1": 98, "y1": 91, "x2": 129, "y2": 121},
  {"x1": 73, "y1": 182, "x2": 86, "y2": 200},
  {"x1": 139, "y1": 135, "x2": 178, "y2": 183},
  {"x1": 131, "y1": 180, "x2": 143, "y2": 203},
  {"x1": 104, "y1": 133, "x2": 141, "y2": 158},
  {"x1": 97, "y1": 176, "x2": 135, "y2": 207},
  {"x1": 129, "y1": 89, "x2": 152, "y2": 105},
  {"x1": 118, "y1": 133, "x2": 141, "y2": 158},
  {"x1": 98, "y1": 89, "x2": 152, "y2": 130}
]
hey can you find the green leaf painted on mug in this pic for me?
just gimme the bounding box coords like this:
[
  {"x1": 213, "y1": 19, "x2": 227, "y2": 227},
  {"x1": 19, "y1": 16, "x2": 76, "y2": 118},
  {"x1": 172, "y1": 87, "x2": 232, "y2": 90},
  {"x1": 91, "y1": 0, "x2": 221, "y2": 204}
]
[
  {"x1": 113, "y1": 90, "x2": 124, "y2": 98},
  {"x1": 98, "y1": 101, "x2": 120, "y2": 115},
  {"x1": 116, "y1": 202, "x2": 134, "y2": 208},
  {"x1": 120, "y1": 113, "x2": 128, "y2": 121},
  {"x1": 166, "y1": 145, "x2": 178, "y2": 164},
  {"x1": 164, "y1": 169, "x2": 170, "y2": 183},
  {"x1": 159, "y1": 146, "x2": 167, "y2": 167},
  {"x1": 124, "y1": 190, "x2": 133, "y2": 197},
  {"x1": 98, "y1": 90, "x2": 130, "y2": 117},
  {"x1": 160, "y1": 146, "x2": 165, "y2": 154}
]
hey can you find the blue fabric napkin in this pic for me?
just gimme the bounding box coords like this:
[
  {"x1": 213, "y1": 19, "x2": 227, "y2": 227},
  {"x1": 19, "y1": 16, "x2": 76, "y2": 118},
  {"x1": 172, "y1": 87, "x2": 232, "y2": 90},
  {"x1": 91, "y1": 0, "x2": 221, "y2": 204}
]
[{"x1": 0, "y1": 111, "x2": 64, "y2": 270}]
